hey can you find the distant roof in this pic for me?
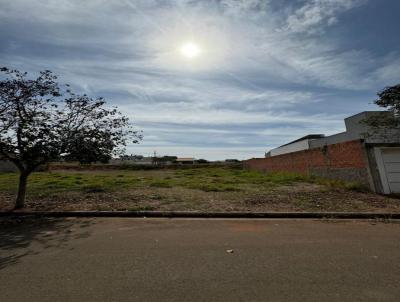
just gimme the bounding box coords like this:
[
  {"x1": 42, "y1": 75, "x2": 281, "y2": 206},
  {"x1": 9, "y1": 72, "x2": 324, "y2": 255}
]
[
  {"x1": 345, "y1": 111, "x2": 389, "y2": 119},
  {"x1": 176, "y1": 157, "x2": 195, "y2": 161},
  {"x1": 279, "y1": 134, "x2": 325, "y2": 148}
]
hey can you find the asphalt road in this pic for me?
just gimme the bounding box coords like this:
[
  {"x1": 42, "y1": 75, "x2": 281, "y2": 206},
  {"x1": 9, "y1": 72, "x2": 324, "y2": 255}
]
[{"x1": 1, "y1": 218, "x2": 400, "y2": 302}]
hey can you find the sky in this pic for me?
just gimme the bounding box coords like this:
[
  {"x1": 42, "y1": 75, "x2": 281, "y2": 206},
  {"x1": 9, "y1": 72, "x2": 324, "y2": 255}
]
[{"x1": 0, "y1": 0, "x2": 399, "y2": 160}]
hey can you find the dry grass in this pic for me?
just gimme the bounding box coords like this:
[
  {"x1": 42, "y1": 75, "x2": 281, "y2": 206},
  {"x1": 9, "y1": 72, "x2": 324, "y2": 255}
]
[{"x1": 0, "y1": 167, "x2": 399, "y2": 212}]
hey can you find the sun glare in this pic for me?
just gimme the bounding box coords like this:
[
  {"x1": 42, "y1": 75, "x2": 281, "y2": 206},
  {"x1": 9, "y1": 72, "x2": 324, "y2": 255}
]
[{"x1": 179, "y1": 42, "x2": 201, "y2": 59}]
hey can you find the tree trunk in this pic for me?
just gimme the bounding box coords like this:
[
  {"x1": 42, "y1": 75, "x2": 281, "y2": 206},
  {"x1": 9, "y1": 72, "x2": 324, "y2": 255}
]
[{"x1": 15, "y1": 171, "x2": 29, "y2": 209}]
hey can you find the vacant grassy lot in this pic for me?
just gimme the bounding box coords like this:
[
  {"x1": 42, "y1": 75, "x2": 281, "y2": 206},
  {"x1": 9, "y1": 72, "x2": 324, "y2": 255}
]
[{"x1": 0, "y1": 167, "x2": 399, "y2": 212}]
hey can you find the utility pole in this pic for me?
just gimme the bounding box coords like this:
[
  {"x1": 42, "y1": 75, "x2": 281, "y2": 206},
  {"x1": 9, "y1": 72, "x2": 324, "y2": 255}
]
[{"x1": 153, "y1": 150, "x2": 157, "y2": 165}]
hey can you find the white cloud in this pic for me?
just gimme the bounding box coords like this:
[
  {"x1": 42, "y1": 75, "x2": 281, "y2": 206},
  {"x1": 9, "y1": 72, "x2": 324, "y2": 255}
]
[
  {"x1": 283, "y1": 0, "x2": 366, "y2": 34},
  {"x1": 1, "y1": 0, "x2": 397, "y2": 160},
  {"x1": 371, "y1": 55, "x2": 400, "y2": 87}
]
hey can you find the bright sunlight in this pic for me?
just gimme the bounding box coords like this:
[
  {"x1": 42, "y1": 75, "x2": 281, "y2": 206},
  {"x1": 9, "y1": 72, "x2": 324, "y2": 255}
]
[{"x1": 179, "y1": 42, "x2": 201, "y2": 59}]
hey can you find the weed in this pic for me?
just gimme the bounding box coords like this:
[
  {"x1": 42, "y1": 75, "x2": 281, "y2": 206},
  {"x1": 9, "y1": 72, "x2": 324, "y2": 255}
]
[
  {"x1": 344, "y1": 182, "x2": 369, "y2": 192},
  {"x1": 150, "y1": 180, "x2": 174, "y2": 188},
  {"x1": 128, "y1": 205, "x2": 155, "y2": 211}
]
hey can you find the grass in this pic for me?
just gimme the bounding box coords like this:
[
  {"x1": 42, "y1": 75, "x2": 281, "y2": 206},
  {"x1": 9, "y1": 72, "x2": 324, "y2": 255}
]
[
  {"x1": 0, "y1": 171, "x2": 144, "y2": 194},
  {"x1": 0, "y1": 167, "x2": 368, "y2": 195},
  {"x1": 0, "y1": 166, "x2": 397, "y2": 212}
]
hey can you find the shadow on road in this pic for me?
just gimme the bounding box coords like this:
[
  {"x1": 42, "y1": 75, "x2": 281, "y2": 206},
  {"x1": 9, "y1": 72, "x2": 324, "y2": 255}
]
[{"x1": 0, "y1": 217, "x2": 94, "y2": 270}]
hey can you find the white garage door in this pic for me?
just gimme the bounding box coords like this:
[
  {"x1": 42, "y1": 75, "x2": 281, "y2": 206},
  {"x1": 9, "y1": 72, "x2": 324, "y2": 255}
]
[{"x1": 376, "y1": 147, "x2": 400, "y2": 194}]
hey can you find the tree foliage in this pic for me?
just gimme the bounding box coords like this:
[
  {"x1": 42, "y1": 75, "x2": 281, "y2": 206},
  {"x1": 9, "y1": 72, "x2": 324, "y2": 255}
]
[
  {"x1": 0, "y1": 67, "x2": 142, "y2": 208},
  {"x1": 375, "y1": 84, "x2": 400, "y2": 112},
  {"x1": 364, "y1": 84, "x2": 400, "y2": 131}
]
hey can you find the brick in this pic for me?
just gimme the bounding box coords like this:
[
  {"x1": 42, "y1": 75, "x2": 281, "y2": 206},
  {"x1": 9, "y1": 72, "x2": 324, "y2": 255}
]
[{"x1": 244, "y1": 140, "x2": 367, "y2": 179}]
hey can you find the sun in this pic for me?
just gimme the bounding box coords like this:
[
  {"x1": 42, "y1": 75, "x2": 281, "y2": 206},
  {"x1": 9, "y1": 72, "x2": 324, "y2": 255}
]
[{"x1": 179, "y1": 42, "x2": 201, "y2": 59}]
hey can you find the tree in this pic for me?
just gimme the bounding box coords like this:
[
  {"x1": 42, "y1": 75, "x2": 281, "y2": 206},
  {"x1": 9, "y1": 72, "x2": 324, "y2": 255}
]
[
  {"x1": 364, "y1": 84, "x2": 400, "y2": 133},
  {"x1": 375, "y1": 84, "x2": 400, "y2": 112},
  {"x1": 0, "y1": 67, "x2": 142, "y2": 209}
]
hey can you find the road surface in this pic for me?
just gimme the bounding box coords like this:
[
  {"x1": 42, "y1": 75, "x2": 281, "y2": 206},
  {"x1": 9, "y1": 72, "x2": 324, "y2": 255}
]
[{"x1": 1, "y1": 218, "x2": 400, "y2": 301}]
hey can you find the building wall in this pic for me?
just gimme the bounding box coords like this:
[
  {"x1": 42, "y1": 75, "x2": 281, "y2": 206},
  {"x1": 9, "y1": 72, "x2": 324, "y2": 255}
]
[
  {"x1": 109, "y1": 159, "x2": 154, "y2": 165},
  {"x1": 269, "y1": 139, "x2": 311, "y2": 157},
  {"x1": 310, "y1": 132, "x2": 355, "y2": 148},
  {"x1": 245, "y1": 139, "x2": 371, "y2": 186}
]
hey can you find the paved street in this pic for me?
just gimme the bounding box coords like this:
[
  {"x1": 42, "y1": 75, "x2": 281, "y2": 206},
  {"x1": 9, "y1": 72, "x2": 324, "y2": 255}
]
[{"x1": 1, "y1": 218, "x2": 400, "y2": 302}]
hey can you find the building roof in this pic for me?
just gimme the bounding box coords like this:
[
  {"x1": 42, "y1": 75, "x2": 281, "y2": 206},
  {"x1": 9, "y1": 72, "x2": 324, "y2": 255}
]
[
  {"x1": 279, "y1": 134, "x2": 325, "y2": 148},
  {"x1": 176, "y1": 157, "x2": 195, "y2": 161}
]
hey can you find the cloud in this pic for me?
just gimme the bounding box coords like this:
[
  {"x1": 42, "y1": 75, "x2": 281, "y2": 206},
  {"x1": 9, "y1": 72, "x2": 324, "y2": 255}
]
[
  {"x1": 370, "y1": 54, "x2": 400, "y2": 87},
  {"x1": 0, "y1": 0, "x2": 398, "y2": 159},
  {"x1": 283, "y1": 0, "x2": 366, "y2": 34}
]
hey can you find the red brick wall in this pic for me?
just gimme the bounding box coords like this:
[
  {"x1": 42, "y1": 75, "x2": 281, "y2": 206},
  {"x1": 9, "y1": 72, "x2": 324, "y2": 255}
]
[{"x1": 244, "y1": 140, "x2": 368, "y2": 178}]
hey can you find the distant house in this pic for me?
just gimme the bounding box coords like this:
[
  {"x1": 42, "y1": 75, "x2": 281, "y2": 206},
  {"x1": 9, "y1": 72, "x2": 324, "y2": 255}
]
[
  {"x1": 245, "y1": 111, "x2": 400, "y2": 194},
  {"x1": 176, "y1": 158, "x2": 196, "y2": 165},
  {"x1": 225, "y1": 159, "x2": 240, "y2": 163},
  {"x1": 156, "y1": 156, "x2": 178, "y2": 165}
]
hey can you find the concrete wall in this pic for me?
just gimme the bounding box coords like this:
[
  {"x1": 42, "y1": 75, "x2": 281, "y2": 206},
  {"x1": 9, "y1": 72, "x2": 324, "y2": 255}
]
[
  {"x1": 270, "y1": 139, "x2": 311, "y2": 157},
  {"x1": 310, "y1": 111, "x2": 400, "y2": 148},
  {"x1": 363, "y1": 143, "x2": 400, "y2": 194},
  {"x1": 109, "y1": 159, "x2": 154, "y2": 165},
  {"x1": 245, "y1": 140, "x2": 371, "y2": 186},
  {"x1": 310, "y1": 132, "x2": 356, "y2": 148}
]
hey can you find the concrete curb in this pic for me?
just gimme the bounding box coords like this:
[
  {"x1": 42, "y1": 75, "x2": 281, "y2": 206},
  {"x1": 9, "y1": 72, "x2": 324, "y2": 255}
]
[{"x1": 0, "y1": 211, "x2": 399, "y2": 219}]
